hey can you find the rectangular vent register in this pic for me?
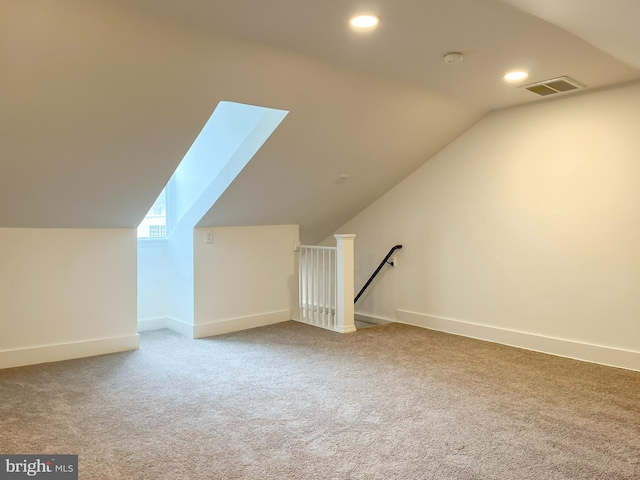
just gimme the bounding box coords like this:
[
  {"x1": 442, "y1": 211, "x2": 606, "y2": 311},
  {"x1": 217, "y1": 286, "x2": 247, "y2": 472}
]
[{"x1": 521, "y1": 76, "x2": 585, "y2": 96}]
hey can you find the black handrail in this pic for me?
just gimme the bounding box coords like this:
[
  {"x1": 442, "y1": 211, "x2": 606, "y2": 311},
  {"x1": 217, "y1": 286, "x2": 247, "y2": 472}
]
[{"x1": 354, "y1": 245, "x2": 403, "y2": 303}]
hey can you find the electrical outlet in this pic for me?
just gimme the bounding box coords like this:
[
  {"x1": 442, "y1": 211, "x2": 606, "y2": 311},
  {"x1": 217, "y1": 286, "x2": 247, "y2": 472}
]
[{"x1": 205, "y1": 231, "x2": 213, "y2": 244}]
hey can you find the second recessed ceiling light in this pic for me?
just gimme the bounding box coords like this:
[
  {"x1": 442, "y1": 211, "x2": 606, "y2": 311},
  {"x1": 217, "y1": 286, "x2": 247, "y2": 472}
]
[
  {"x1": 504, "y1": 71, "x2": 529, "y2": 82},
  {"x1": 350, "y1": 14, "x2": 380, "y2": 30}
]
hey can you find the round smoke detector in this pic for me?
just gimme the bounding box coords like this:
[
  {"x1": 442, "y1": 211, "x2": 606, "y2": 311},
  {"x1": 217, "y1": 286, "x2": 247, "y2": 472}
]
[{"x1": 443, "y1": 52, "x2": 463, "y2": 64}]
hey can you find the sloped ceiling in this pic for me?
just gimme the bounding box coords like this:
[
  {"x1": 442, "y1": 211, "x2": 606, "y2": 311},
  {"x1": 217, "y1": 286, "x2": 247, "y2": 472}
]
[
  {"x1": 113, "y1": 0, "x2": 640, "y2": 110},
  {"x1": 503, "y1": 0, "x2": 640, "y2": 70},
  {"x1": 1, "y1": 0, "x2": 639, "y2": 243}
]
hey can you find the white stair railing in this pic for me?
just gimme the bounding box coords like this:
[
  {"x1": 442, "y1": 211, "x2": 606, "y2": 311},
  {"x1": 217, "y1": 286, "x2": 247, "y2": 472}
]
[
  {"x1": 298, "y1": 245, "x2": 336, "y2": 328},
  {"x1": 296, "y1": 234, "x2": 356, "y2": 333}
]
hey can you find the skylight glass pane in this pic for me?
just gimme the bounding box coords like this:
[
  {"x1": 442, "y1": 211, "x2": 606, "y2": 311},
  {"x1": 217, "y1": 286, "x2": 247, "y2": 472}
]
[{"x1": 137, "y1": 188, "x2": 166, "y2": 239}]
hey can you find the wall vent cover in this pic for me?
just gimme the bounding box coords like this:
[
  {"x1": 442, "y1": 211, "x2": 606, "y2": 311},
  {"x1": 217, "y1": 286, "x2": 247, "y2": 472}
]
[{"x1": 521, "y1": 76, "x2": 585, "y2": 96}]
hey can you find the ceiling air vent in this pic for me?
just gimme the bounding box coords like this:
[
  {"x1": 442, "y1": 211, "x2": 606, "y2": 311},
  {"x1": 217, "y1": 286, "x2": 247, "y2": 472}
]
[{"x1": 521, "y1": 76, "x2": 585, "y2": 97}]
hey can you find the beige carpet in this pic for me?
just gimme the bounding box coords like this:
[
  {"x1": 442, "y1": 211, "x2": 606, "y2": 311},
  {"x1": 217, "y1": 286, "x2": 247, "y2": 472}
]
[{"x1": 1, "y1": 322, "x2": 639, "y2": 479}]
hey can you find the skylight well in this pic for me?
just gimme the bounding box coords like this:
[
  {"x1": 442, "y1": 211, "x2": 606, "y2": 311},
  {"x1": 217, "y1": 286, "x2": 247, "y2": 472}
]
[{"x1": 136, "y1": 101, "x2": 289, "y2": 242}]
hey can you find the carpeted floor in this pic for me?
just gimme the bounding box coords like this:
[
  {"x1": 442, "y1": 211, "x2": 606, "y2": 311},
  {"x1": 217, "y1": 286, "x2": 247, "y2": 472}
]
[{"x1": 1, "y1": 322, "x2": 639, "y2": 479}]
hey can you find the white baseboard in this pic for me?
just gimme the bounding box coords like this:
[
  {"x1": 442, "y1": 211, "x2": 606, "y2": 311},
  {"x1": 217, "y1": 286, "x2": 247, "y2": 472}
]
[
  {"x1": 397, "y1": 310, "x2": 640, "y2": 372},
  {"x1": 0, "y1": 334, "x2": 140, "y2": 370},
  {"x1": 137, "y1": 317, "x2": 194, "y2": 338},
  {"x1": 140, "y1": 313, "x2": 289, "y2": 339},
  {"x1": 292, "y1": 316, "x2": 358, "y2": 334},
  {"x1": 193, "y1": 310, "x2": 291, "y2": 338},
  {"x1": 166, "y1": 317, "x2": 196, "y2": 338},
  {"x1": 292, "y1": 318, "x2": 339, "y2": 333},
  {"x1": 137, "y1": 317, "x2": 168, "y2": 332},
  {"x1": 333, "y1": 324, "x2": 358, "y2": 334}
]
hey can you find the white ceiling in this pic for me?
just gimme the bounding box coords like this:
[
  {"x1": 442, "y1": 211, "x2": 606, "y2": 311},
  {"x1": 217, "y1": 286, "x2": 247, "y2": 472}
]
[
  {"x1": 116, "y1": 0, "x2": 640, "y2": 110},
  {"x1": 1, "y1": 0, "x2": 639, "y2": 242},
  {"x1": 503, "y1": 0, "x2": 640, "y2": 70}
]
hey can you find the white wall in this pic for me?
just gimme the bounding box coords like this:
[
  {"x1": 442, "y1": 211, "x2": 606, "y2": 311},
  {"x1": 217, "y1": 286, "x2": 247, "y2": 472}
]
[
  {"x1": 164, "y1": 103, "x2": 288, "y2": 333},
  {"x1": 193, "y1": 225, "x2": 298, "y2": 337},
  {"x1": 0, "y1": 228, "x2": 139, "y2": 368},
  {"x1": 335, "y1": 83, "x2": 640, "y2": 370},
  {"x1": 141, "y1": 224, "x2": 298, "y2": 337},
  {"x1": 137, "y1": 241, "x2": 168, "y2": 329},
  {"x1": 166, "y1": 224, "x2": 196, "y2": 335}
]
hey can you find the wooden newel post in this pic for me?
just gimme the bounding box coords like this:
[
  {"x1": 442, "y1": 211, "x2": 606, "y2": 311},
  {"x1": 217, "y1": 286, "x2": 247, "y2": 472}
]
[{"x1": 334, "y1": 234, "x2": 357, "y2": 334}]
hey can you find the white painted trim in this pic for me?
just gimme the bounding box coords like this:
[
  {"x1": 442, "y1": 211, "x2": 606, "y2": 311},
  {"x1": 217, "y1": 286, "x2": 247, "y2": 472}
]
[
  {"x1": 137, "y1": 317, "x2": 194, "y2": 337},
  {"x1": 292, "y1": 318, "x2": 337, "y2": 332},
  {"x1": 293, "y1": 313, "x2": 391, "y2": 332},
  {"x1": 166, "y1": 317, "x2": 196, "y2": 338},
  {"x1": 334, "y1": 324, "x2": 358, "y2": 334},
  {"x1": 334, "y1": 234, "x2": 356, "y2": 334},
  {"x1": 193, "y1": 310, "x2": 291, "y2": 338},
  {"x1": 396, "y1": 310, "x2": 640, "y2": 372},
  {"x1": 355, "y1": 313, "x2": 395, "y2": 326},
  {"x1": 292, "y1": 317, "x2": 358, "y2": 334},
  {"x1": 0, "y1": 334, "x2": 140, "y2": 370},
  {"x1": 137, "y1": 317, "x2": 168, "y2": 332}
]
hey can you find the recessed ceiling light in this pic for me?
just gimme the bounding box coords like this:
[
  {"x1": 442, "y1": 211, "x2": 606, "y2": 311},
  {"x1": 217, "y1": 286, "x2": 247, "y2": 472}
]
[
  {"x1": 350, "y1": 14, "x2": 380, "y2": 30},
  {"x1": 504, "y1": 71, "x2": 529, "y2": 82}
]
